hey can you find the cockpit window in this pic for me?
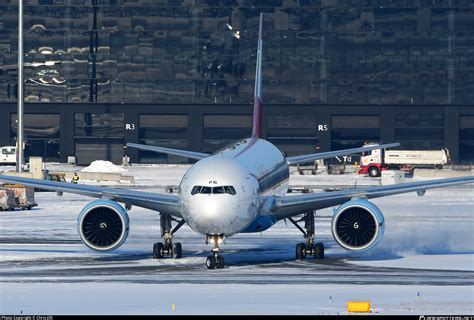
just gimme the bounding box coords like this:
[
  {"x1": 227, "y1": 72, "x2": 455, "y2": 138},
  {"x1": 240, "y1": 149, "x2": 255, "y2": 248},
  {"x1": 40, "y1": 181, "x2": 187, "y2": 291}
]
[
  {"x1": 191, "y1": 186, "x2": 201, "y2": 195},
  {"x1": 224, "y1": 186, "x2": 236, "y2": 195},
  {"x1": 200, "y1": 186, "x2": 212, "y2": 194},
  {"x1": 213, "y1": 186, "x2": 225, "y2": 194},
  {"x1": 191, "y1": 185, "x2": 237, "y2": 195}
]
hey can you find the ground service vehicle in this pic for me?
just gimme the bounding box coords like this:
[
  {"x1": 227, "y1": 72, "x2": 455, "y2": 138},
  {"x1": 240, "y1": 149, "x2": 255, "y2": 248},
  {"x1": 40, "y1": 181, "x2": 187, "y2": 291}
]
[
  {"x1": 360, "y1": 143, "x2": 450, "y2": 177},
  {"x1": 0, "y1": 146, "x2": 16, "y2": 165}
]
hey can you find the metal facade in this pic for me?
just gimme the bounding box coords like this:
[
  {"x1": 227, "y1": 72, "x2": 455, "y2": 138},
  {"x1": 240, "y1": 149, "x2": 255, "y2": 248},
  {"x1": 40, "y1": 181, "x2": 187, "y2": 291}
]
[{"x1": 0, "y1": 2, "x2": 473, "y2": 163}]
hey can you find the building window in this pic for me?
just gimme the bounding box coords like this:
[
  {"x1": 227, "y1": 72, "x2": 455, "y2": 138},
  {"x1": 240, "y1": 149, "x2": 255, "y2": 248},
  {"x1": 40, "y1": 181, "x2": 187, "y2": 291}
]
[
  {"x1": 139, "y1": 114, "x2": 188, "y2": 164},
  {"x1": 10, "y1": 114, "x2": 60, "y2": 161},
  {"x1": 459, "y1": 116, "x2": 474, "y2": 163},
  {"x1": 75, "y1": 113, "x2": 124, "y2": 138},
  {"x1": 267, "y1": 113, "x2": 318, "y2": 156},
  {"x1": 395, "y1": 113, "x2": 444, "y2": 149},
  {"x1": 74, "y1": 113, "x2": 125, "y2": 165},
  {"x1": 331, "y1": 115, "x2": 380, "y2": 151},
  {"x1": 203, "y1": 114, "x2": 251, "y2": 153}
]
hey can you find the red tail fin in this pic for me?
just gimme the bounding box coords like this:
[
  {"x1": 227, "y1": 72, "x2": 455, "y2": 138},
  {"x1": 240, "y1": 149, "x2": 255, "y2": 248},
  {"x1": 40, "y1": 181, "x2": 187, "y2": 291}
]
[{"x1": 251, "y1": 13, "x2": 263, "y2": 139}]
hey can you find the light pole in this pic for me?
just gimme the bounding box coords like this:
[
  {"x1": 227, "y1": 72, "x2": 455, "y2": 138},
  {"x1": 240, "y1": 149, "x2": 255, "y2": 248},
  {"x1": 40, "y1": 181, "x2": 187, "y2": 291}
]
[{"x1": 16, "y1": 0, "x2": 24, "y2": 172}]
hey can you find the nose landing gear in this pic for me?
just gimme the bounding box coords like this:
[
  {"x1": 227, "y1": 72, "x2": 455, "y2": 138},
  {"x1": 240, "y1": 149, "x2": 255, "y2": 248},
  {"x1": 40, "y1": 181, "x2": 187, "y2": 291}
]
[
  {"x1": 152, "y1": 213, "x2": 185, "y2": 259},
  {"x1": 205, "y1": 234, "x2": 225, "y2": 269},
  {"x1": 288, "y1": 211, "x2": 325, "y2": 260}
]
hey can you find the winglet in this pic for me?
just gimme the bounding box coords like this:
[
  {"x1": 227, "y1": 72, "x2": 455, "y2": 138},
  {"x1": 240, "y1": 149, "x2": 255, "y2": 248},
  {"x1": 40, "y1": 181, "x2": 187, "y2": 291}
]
[{"x1": 251, "y1": 13, "x2": 264, "y2": 139}]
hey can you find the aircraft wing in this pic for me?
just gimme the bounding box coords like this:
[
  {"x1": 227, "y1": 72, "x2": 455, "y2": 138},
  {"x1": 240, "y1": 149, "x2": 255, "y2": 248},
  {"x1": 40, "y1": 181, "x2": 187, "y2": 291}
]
[
  {"x1": 267, "y1": 176, "x2": 474, "y2": 219},
  {"x1": 286, "y1": 142, "x2": 400, "y2": 165},
  {"x1": 0, "y1": 175, "x2": 182, "y2": 217},
  {"x1": 127, "y1": 143, "x2": 209, "y2": 161}
]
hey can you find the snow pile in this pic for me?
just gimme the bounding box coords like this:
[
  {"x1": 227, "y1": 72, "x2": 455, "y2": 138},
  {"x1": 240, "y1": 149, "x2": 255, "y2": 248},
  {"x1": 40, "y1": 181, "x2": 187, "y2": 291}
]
[{"x1": 81, "y1": 160, "x2": 127, "y2": 173}]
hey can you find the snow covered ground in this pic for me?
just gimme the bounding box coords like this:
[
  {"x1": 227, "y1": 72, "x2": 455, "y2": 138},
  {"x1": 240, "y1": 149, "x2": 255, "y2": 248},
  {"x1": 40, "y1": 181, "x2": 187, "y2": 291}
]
[{"x1": 0, "y1": 164, "x2": 473, "y2": 314}]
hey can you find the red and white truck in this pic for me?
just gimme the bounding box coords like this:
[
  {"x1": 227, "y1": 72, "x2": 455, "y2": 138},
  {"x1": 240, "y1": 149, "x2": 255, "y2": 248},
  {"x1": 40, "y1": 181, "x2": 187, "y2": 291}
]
[{"x1": 359, "y1": 143, "x2": 450, "y2": 177}]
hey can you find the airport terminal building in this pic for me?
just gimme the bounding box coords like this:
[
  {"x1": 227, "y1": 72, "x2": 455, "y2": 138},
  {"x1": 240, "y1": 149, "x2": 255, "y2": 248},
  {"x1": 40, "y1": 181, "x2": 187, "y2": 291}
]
[{"x1": 0, "y1": 1, "x2": 473, "y2": 165}]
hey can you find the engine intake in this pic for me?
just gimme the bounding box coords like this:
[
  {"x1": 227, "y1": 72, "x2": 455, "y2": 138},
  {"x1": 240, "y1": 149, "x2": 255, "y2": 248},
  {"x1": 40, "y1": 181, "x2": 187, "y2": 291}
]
[
  {"x1": 331, "y1": 199, "x2": 384, "y2": 251},
  {"x1": 78, "y1": 200, "x2": 129, "y2": 251}
]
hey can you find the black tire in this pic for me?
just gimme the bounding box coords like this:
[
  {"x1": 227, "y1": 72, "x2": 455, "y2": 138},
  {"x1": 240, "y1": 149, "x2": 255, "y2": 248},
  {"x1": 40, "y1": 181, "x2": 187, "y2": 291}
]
[
  {"x1": 206, "y1": 256, "x2": 216, "y2": 269},
  {"x1": 27, "y1": 207, "x2": 32, "y2": 210},
  {"x1": 369, "y1": 166, "x2": 380, "y2": 177},
  {"x1": 153, "y1": 242, "x2": 164, "y2": 259},
  {"x1": 296, "y1": 243, "x2": 306, "y2": 260},
  {"x1": 313, "y1": 243, "x2": 324, "y2": 259},
  {"x1": 172, "y1": 242, "x2": 182, "y2": 259},
  {"x1": 216, "y1": 255, "x2": 225, "y2": 269}
]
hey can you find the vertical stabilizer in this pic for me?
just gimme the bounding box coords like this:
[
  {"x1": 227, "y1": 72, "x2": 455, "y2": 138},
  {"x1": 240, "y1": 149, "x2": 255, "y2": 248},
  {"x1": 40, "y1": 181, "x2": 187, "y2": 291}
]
[{"x1": 251, "y1": 13, "x2": 264, "y2": 139}]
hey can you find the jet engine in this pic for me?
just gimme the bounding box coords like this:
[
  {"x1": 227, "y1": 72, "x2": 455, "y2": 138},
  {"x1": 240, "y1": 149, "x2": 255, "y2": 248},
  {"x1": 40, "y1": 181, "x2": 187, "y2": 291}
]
[
  {"x1": 77, "y1": 200, "x2": 129, "y2": 251},
  {"x1": 331, "y1": 199, "x2": 384, "y2": 251}
]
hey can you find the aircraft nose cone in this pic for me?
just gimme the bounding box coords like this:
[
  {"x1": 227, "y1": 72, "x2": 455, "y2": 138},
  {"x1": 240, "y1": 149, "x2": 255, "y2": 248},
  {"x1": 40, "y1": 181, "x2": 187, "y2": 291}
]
[{"x1": 183, "y1": 195, "x2": 256, "y2": 236}]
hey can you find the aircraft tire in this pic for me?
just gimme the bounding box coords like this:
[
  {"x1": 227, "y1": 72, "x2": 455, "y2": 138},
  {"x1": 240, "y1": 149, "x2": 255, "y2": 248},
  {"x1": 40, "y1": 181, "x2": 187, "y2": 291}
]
[
  {"x1": 296, "y1": 243, "x2": 305, "y2": 260},
  {"x1": 206, "y1": 256, "x2": 216, "y2": 269},
  {"x1": 172, "y1": 242, "x2": 182, "y2": 259},
  {"x1": 313, "y1": 243, "x2": 324, "y2": 259},
  {"x1": 153, "y1": 242, "x2": 164, "y2": 259},
  {"x1": 216, "y1": 255, "x2": 225, "y2": 269}
]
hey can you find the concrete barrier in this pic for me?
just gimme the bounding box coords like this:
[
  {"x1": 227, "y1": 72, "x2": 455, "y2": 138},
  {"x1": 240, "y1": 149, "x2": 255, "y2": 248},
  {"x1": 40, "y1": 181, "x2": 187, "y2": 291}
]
[
  {"x1": 1, "y1": 170, "x2": 134, "y2": 184},
  {"x1": 381, "y1": 170, "x2": 405, "y2": 185},
  {"x1": 0, "y1": 172, "x2": 34, "y2": 179},
  {"x1": 413, "y1": 168, "x2": 474, "y2": 178}
]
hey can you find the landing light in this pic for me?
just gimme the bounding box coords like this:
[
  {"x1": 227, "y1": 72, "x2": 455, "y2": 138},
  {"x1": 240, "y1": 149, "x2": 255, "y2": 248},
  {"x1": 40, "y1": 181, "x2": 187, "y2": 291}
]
[{"x1": 208, "y1": 236, "x2": 224, "y2": 245}]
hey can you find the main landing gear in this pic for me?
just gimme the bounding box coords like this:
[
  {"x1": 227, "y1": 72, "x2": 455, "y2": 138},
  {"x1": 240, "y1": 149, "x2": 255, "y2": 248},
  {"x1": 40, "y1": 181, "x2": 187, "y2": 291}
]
[
  {"x1": 205, "y1": 234, "x2": 225, "y2": 269},
  {"x1": 152, "y1": 213, "x2": 185, "y2": 259},
  {"x1": 287, "y1": 211, "x2": 325, "y2": 260}
]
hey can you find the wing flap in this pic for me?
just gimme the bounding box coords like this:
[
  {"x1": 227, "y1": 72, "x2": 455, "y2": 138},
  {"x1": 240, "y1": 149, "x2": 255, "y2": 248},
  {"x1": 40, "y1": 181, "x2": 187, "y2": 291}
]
[
  {"x1": 0, "y1": 175, "x2": 182, "y2": 217},
  {"x1": 286, "y1": 142, "x2": 400, "y2": 165},
  {"x1": 269, "y1": 176, "x2": 474, "y2": 219}
]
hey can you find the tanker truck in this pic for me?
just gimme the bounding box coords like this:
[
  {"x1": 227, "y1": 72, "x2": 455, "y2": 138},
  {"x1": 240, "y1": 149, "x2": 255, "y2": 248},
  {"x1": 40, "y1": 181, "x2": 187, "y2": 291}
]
[{"x1": 359, "y1": 142, "x2": 450, "y2": 177}]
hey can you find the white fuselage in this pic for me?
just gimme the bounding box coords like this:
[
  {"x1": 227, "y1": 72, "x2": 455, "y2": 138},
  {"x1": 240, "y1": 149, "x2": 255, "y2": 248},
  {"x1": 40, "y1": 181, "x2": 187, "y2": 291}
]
[{"x1": 179, "y1": 138, "x2": 289, "y2": 237}]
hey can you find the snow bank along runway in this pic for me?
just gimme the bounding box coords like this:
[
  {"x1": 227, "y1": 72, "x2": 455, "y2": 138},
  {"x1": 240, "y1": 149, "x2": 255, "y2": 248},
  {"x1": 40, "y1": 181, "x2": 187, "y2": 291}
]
[{"x1": 0, "y1": 164, "x2": 473, "y2": 314}]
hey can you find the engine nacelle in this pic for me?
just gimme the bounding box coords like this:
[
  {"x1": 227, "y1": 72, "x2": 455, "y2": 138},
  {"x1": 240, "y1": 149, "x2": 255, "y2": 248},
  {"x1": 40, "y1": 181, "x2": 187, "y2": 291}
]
[
  {"x1": 331, "y1": 198, "x2": 384, "y2": 251},
  {"x1": 77, "y1": 200, "x2": 129, "y2": 251}
]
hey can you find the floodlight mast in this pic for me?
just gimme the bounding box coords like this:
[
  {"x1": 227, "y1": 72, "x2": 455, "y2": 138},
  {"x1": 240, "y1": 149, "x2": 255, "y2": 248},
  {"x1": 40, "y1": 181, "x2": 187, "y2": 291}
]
[{"x1": 16, "y1": 0, "x2": 24, "y2": 172}]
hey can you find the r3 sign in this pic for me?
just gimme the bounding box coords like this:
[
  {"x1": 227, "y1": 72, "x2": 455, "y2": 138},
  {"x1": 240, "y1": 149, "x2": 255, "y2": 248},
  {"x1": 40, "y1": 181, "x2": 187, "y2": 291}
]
[{"x1": 125, "y1": 123, "x2": 136, "y2": 130}]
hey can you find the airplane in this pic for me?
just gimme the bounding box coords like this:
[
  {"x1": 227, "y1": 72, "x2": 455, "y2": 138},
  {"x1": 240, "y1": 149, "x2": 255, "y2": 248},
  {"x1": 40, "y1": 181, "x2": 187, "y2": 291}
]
[{"x1": 1, "y1": 13, "x2": 473, "y2": 269}]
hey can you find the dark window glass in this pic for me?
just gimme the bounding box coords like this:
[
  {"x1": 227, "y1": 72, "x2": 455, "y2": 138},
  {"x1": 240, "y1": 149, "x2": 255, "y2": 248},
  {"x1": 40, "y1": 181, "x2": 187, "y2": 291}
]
[
  {"x1": 2, "y1": 148, "x2": 15, "y2": 155},
  {"x1": 10, "y1": 114, "x2": 60, "y2": 161},
  {"x1": 267, "y1": 112, "x2": 318, "y2": 156},
  {"x1": 200, "y1": 186, "x2": 212, "y2": 194},
  {"x1": 213, "y1": 186, "x2": 225, "y2": 194},
  {"x1": 395, "y1": 113, "x2": 444, "y2": 149},
  {"x1": 75, "y1": 113, "x2": 124, "y2": 137},
  {"x1": 331, "y1": 115, "x2": 380, "y2": 152},
  {"x1": 225, "y1": 186, "x2": 237, "y2": 195},
  {"x1": 191, "y1": 186, "x2": 201, "y2": 195},
  {"x1": 203, "y1": 115, "x2": 251, "y2": 153},
  {"x1": 138, "y1": 114, "x2": 189, "y2": 164},
  {"x1": 0, "y1": 3, "x2": 472, "y2": 105},
  {"x1": 459, "y1": 116, "x2": 474, "y2": 163}
]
